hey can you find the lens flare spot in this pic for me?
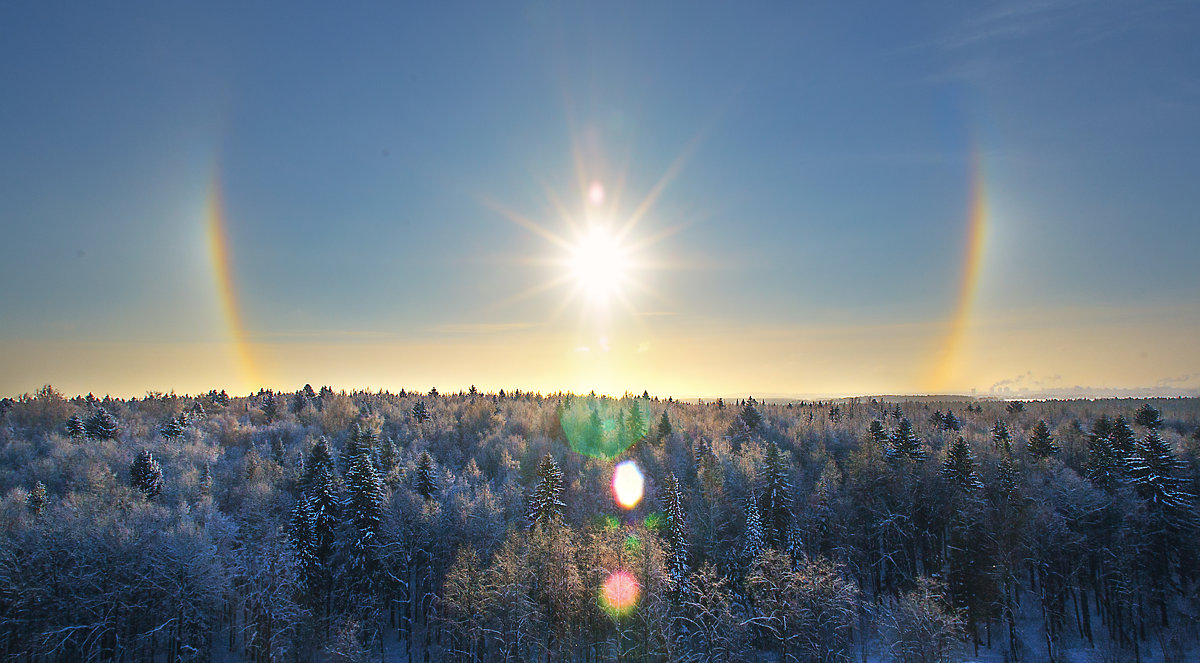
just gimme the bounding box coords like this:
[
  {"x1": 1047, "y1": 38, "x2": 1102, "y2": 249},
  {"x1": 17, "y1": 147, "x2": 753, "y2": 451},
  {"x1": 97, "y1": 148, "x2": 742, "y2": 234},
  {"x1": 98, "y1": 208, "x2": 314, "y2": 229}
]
[
  {"x1": 600, "y1": 570, "x2": 640, "y2": 617},
  {"x1": 588, "y1": 181, "x2": 605, "y2": 206},
  {"x1": 612, "y1": 460, "x2": 644, "y2": 509}
]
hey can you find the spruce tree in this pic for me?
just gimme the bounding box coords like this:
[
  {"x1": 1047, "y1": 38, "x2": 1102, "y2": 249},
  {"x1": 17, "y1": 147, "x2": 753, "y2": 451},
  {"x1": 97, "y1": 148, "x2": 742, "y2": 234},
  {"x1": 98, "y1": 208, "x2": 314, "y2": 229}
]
[
  {"x1": 85, "y1": 407, "x2": 120, "y2": 441},
  {"x1": 1027, "y1": 420, "x2": 1059, "y2": 459},
  {"x1": 260, "y1": 392, "x2": 280, "y2": 423},
  {"x1": 1085, "y1": 429, "x2": 1122, "y2": 491},
  {"x1": 26, "y1": 481, "x2": 47, "y2": 515},
  {"x1": 743, "y1": 495, "x2": 765, "y2": 563},
  {"x1": 66, "y1": 415, "x2": 85, "y2": 442},
  {"x1": 1109, "y1": 415, "x2": 1136, "y2": 456},
  {"x1": 288, "y1": 496, "x2": 320, "y2": 593},
  {"x1": 868, "y1": 420, "x2": 889, "y2": 448},
  {"x1": 991, "y1": 419, "x2": 1012, "y2": 452},
  {"x1": 344, "y1": 444, "x2": 386, "y2": 596},
  {"x1": 627, "y1": 399, "x2": 647, "y2": 442},
  {"x1": 662, "y1": 472, "x2": 689, "y2": 585},
  {"x1": 739, "y1": 398, "x2": 764, "y2": 432},
  {"x1": 129, "y1": 449, "x2": 164, "y2": 498},
  {"x1": 298, "y1": 438, "x2": 330, "y2": 491},
  {"x1": 942, "y1": 436, "x2": 983, "y2": 492},
  {"x1": 159, "y1": 416, "x2": 185, "y2": 441},
  {"x1": 198, "y1": 463, "x2": 213, "y2": 498},
  {"x1": 656, "y1": 410, "x2": 672, "y2": 442},
  {"x1": 379, "y1": 437, "x2": 400, "y2": 477},
  {"x1": 997, "y1": 454, "x2": 1019, "y2": 497},
  {"x1": 760, "y1": 442, "x2": 793, "y2": 547},
  {"x1": 527, "y1": 453, "x2": 565, "y2": 528},
  {"x1": 415, "y1": 451, "x2": 438, "y2": 500},
  {"x1": 942, "y1": 410, "x2": 962, "y2": 432},
  {"x1": 887, "y1": 418, "x2": 925, "y2": 463},
  {"x1": 412, "y1": 399, "x2": 430, "y2": 423},
  {"x1": 1134, "y1": 403, "x2": 1164, "y2": 430},
  {"x1": 1128, "y1": 430, "x2": 1190, "y2": 509},
  {"x1": 305, "y1": 461, "x2": 342, "y2": 604}
]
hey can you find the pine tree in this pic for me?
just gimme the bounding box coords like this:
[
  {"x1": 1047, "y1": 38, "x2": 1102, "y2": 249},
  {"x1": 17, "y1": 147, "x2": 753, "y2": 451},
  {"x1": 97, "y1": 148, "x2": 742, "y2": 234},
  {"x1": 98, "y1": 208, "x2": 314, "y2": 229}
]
[
  {"x1": 997, "y1": 454, "x2": 1019, "y2": 497},
  {"x1": 1085, "y1": 429, "x2": 1122, "y2": 491},
  {"x1": 415, "y1": 451, "x2": 438, "y2": 500},
  {"x1": 412, "y1": 399, "x2": 430, "y2": 423},
  {"x1": 65, "y1": 415, "x2": 85, "y2": 442},
  {"x1": 655, "y1": 410, "x2": 672, "y2": 442},
  {"x1": 991, "y1": 419, "x2": 1012, "y2": 452},
  {"x1": 1134, "y1": 403, "x2": 1164, "y2": 430},
  {"x1": 379, "y1": 437, "x2": 400, "y2": 477},
  {"x1": 760, "y1": 442, "x2": 793, "y2": 547},
  {"x1": 159, "y1": 416, "x2": 185, "y2": 441},
  {"x1": 288, "y1": 496, "x2": 320, "y2": 593},
  {"x1": 662, "y1": 472, "x2": 689, "y2": 585},
  {"x1": 1109, "y1": 415, "x2": 1136, "y2": 456},
  {"x1": 739, "y1": 398, "x2": 764, "y2": 432},
  {"x1": 1027, "y1": 420, "x2": 1059, "y2": 459},
  {"x1": 942, "y1": 410, "x2": 962, "y2": 432},
  {"x1": 343, "y1": 443, "x2": 386, "y2": 597},
  {"x1": 300, "y1": 438, "x2": 335, "y2": 492},
  {"x1": 129, "y1": 449, "x2": 164, "y2": 498},
  {"x1": 1005, "y1": 400, "x2": 1025, "y2": 414},
  {"x1": 1128, "y1": 430, "x2": 1191, "y2": 509},
  {"x1": 305, "y1": 461, "x2": 342, "y2": 608},
  {"x1": 868, "y1": 420, "x2": 889, "y2": 448},
  {"x1": 627, "y1": 399, "x2": 647, "y2": 443},
  {"x1": 942, "y1": 436, "x2": 983, "y2": 492},
  {"x1": 198, "y1": 463, "x2": 213, "y2": 498},
  {"x1": 260, "y1": 392, "x2": 280, "y2": 423},
  {"x1": 743, "y1": 495, "x2": 765, "y2": 563},
  {"x1": 343, "y1": 422, "x2": 378, "y2": 474},
  {"x1": 85, "y1": 407, "x2": 120, "y2": 441},
  {"x1": 289, "y1": 389, "x2": 310, "y2": 414},
  {"x1": 26, "y1": 481, "x2": 47, "y2": 515},
  {"x1": 887, "y1": 418, "x2": 925, "y2": 463},
  {"x1": 527, "y1": 453, "x2": 565, "y2": 528}
]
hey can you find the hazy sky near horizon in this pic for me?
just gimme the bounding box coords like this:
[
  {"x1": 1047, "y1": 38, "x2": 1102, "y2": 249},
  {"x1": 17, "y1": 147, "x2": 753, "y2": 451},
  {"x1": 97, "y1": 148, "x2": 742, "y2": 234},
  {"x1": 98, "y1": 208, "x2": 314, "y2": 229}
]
[{"x1": 2, "y1": 1, "x2": 1198, "y2": 399}]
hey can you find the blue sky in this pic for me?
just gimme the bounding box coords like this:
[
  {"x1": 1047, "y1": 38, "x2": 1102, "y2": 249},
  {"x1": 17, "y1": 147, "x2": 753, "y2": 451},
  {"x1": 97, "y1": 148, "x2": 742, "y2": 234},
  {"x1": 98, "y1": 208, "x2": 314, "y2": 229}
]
[{"x1": 2, "y1": 1, "x2": 1198, "y2": 398}]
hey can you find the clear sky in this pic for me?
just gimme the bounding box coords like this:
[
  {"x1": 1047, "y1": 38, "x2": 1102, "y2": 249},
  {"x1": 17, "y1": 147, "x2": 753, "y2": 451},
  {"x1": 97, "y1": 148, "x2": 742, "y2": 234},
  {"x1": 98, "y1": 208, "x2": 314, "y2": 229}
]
[{"x1": 2, "y1": 1, "x2": 1198, "y2": 399}]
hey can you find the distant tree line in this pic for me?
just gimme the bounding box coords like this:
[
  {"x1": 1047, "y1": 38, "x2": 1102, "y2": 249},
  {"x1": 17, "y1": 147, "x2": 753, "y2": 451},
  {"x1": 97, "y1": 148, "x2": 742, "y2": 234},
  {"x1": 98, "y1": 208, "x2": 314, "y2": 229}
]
[{"x1": 0, "y1": 384, "x2": 1197, "y2": 662}]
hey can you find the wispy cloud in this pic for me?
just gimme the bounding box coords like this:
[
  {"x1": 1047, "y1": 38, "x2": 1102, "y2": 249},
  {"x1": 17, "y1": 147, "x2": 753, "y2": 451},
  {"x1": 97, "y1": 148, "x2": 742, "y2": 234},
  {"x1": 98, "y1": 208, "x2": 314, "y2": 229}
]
[
  {"x1": 922, "y1": 0, "x2": 1173, "y2": 83},
  {"x1": 432, "y1": 322, "x2": 537, "y2": 335}
]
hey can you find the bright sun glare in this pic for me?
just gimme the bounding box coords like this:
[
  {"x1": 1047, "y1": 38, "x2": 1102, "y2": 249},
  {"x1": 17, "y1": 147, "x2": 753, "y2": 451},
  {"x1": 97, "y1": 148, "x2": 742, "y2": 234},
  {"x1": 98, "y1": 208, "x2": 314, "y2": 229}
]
[{"x1": 570, "y1": 226, "x2": 629, "y2": 301}]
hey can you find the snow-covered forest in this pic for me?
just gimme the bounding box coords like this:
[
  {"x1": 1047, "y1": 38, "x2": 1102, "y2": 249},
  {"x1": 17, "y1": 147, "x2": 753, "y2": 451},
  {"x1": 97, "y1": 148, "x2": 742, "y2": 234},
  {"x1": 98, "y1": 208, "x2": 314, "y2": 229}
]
[{"x1": 1, "y1": 386, "x2": 1197, "y2": 662}]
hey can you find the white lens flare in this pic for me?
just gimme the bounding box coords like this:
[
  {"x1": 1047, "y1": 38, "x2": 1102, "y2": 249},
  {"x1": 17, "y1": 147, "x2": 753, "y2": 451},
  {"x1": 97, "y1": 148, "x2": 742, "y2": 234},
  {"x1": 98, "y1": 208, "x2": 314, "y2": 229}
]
[{"x1": 612, "y1": 460, "x2": 644, "y2": 509}]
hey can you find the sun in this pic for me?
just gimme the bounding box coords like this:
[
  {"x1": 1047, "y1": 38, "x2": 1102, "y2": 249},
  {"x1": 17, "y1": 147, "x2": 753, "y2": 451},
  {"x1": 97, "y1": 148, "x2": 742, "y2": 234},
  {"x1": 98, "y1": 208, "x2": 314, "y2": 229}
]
[{"x1": 569, "y1": 225, "x2": 630, "y2": 302}]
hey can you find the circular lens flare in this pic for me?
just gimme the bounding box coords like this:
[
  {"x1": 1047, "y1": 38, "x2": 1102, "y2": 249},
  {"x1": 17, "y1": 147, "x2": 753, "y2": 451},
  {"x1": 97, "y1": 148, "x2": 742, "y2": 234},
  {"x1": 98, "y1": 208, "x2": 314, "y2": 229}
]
[
  {"x1": 600, "y1": 570, "x2": 640, "y2": 617},
  {"x1": 612, "y1": 460, "x2": 644, "y2": 509},
  {"x1": 588, "y1": 181, "x2": 605, "y2": 206}
]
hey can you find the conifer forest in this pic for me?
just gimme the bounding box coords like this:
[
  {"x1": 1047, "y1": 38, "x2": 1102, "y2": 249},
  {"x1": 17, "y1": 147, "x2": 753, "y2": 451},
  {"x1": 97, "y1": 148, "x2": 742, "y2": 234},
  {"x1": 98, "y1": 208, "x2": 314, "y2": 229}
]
[{"x1": 1, "y1": 387, "x2": 1198, "y2": 663}]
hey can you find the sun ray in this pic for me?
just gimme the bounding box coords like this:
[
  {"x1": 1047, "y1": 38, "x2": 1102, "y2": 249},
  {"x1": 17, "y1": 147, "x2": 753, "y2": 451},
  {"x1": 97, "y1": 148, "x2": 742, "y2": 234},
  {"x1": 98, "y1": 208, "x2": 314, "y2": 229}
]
[
  {"x1": 487, "y1": 273, "x2": 576, "y2": 313},
  {"x1": 480, "y1": 195, "x2": 574, "y2": 252}
]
